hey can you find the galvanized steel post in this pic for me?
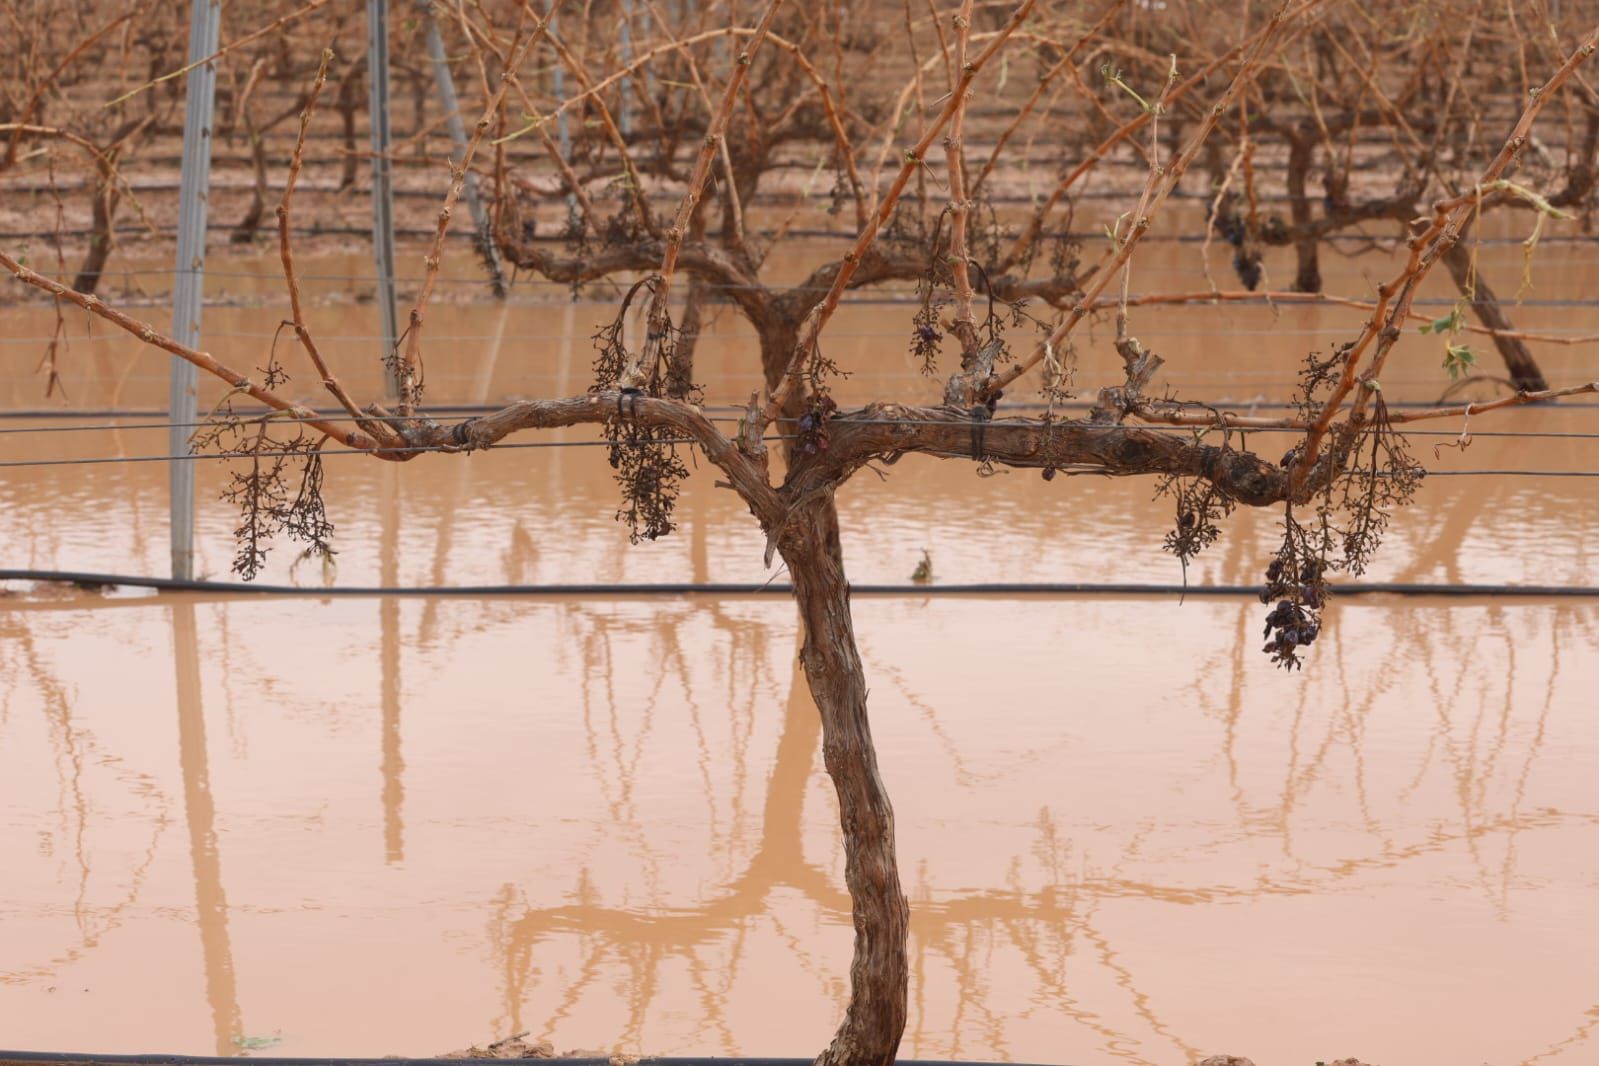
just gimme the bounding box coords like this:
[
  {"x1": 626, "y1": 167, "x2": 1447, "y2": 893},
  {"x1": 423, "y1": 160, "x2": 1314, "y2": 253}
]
[
  {"x1": 618, "y1": 0, "x2": 635, "y2": 138},
  {"x1": 419, "y1": 0, "x2": 506, "y2": 296},
  {"x1": 367, "y1": 0, "x2": 403, "y2": 399},
  {"x1": 167, "y1": 0, "x2": 221, "y2": 581},
  {"x1": 552, "y1": 14, "x2": 575, "y2": 225}
]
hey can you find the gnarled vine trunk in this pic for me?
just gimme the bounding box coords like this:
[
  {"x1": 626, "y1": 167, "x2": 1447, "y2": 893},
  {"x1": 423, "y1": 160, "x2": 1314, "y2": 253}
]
[
  {"x1": 1442, "y1": 241, "x2": 1549, "y2": 392},
  {"x1": 778, "y1": 493, "x2": 909, "y2": 1066},
  {"x1": 72, "y1": 172, "x2": 119, "y2": 295},
  {"x1": 1284, "y1": 133, "x2": 1323, "y2": 293}
]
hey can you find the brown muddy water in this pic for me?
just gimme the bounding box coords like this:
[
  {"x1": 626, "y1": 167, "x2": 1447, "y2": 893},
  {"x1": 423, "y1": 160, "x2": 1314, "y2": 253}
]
[{"x1": 3, "y1": 234, "x2": 1599, "y2": 1065}]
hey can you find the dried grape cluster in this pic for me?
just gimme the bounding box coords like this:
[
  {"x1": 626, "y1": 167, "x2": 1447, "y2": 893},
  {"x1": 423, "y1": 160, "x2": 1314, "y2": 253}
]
[
  {"x1": 590, "y1": 279, "x2": 697, "y2": 543},
  {"x1": 1262, "y1": 598, "x2": 1320, "y2": 663},
  {"x1": 1156, "y1": 469, "x2": 1236, "y2": 580},
  {"x1": 1209, "y1": 193, "x2": 1270, "y2": 291},
  {"x1": 1259, "y1": 552, "x2": 1326, "y2": 669},
  {"x1": 199, "y1": 429, "x2": 335, "y2": 581},
  {"x1": 795, "y1": 393, "x2": 839, "y2": 455},
  {"x1": 1253, "y1": 348, "x2": 1426, "y2": 668},
  {"x1": 605, "y1": 419, "x2": 690, "y2": 543},
  {"x1": 218, "y1": 440, "x2": 334, "y2": 580},
  {"x1": 898, "y1": 198, "x2": 1052, "y2": 380},
  {"x1": 190, "y1": 352, "x2": 337, "y2": 581}
]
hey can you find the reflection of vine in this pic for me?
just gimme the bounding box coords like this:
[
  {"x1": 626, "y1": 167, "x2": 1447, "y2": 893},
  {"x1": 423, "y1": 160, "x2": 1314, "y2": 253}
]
[{"x1": 0, "y1": 617, "x2": 171, "y2": 986}]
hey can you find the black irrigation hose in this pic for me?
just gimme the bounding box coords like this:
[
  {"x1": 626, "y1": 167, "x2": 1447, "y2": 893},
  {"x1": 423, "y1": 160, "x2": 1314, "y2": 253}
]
[
  {"x1": 3, "y1": 569, "x2": 1597, "y2": 600},
  {"x1": 0, "y1": 1056, "x2": 1056, "y2": 1066}
]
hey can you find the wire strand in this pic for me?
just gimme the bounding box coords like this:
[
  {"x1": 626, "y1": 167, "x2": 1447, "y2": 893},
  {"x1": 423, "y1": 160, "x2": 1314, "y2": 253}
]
[
  {"x1": 5, "y1": 413, "x2": 1599, "y2": 442},
  {"x1": 0, "y1": 433, "x2": 805, "y2": 469}
]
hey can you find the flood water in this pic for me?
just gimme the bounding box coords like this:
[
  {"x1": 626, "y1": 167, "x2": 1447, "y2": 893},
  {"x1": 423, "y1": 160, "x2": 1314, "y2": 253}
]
[{"x1": 3, "y1": 230, "x2": 1599, "y2": 1065}]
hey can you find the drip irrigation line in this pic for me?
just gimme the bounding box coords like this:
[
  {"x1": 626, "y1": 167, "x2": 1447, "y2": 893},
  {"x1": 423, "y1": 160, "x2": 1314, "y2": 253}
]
[
  {"x1": 0, "y1": 1055, "x2": 1049, "y2": 1066},
  {"x1": 3, "y1": 569, "x2": 1598, "y2": 600}
]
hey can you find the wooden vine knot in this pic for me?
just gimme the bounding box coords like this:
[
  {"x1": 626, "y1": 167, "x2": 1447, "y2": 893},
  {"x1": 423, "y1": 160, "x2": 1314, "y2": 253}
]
[
  {"x1": 737, "y1": 52, "x2": 751, "y2": 66},
  {"x1": 139, "y1": 326, "x2": 155, "y2": 342}
]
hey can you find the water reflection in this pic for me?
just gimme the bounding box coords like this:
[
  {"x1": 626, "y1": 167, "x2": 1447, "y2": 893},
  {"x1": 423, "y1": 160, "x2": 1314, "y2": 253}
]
[
  {"x1": 2, "y1": 593, "x2": 1595, "y2": 1064},
  {"x1": 0, "y1": 608, "x2": 170, "y2": 987},
  {"x1": 172, "y1": 600, "x2": 244, "y2": 1054},
  {"x1": 4, "y1": 237, "x2": 1599, "y2": 1063},
  {"x1": 381, "y1": 465, "x2": 406, "y2": 865}
]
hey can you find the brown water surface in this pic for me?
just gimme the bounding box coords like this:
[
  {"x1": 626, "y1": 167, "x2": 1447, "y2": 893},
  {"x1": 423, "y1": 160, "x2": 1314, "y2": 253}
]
[{"x1": 3, "y1": 236, "x2": 1599, "y2": 1064}]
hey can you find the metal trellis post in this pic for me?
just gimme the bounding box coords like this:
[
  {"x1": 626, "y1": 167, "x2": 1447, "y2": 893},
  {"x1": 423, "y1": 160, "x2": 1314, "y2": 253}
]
[
  {"x1": 552, "y1": 14, "x2": 575, "y2": 225},
  {"x1": 168, "y1": 0, "x2": 222, "y2": 581},
  {"x1": 419, "y1": 0, "x2": 506, "y2": 296},
  {"x1": 618, "y1": 0, "x2": 634, "y2": 138},
  {"x1": 368, "y1": 0, "x2": 402, "y2": 399}
]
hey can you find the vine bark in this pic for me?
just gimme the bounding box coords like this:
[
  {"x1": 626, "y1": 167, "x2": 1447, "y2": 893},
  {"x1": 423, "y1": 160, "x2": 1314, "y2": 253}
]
[{"x1": 780, "y1": 493, "x2": 909, "y2": 1066}]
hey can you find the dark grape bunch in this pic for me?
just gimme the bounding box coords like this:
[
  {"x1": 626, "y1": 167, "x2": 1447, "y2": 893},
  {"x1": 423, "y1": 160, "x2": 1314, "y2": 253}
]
[
  {"x1": 1210, "y1": 199, "x2": 1265, "y2": 291},
  {"x1": 1259, "y1": 556, "x2": 1327, "y2": 669},
  {"x1": 796, "y1": 393, "x2": 840, "y2": 455},
  {"x1": 1232, "y1": 250, "x2": 1264, "y2": 291},
  {"x1": 1261, "y1": 599, "x2": 1319, "y2": 664},
  {"x1": 1263, "y1": 556, "x2": 1325, "y2": 606},
  {"x1": 1214, "y1": 205, "x2": 1246, "y2": 248}
]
